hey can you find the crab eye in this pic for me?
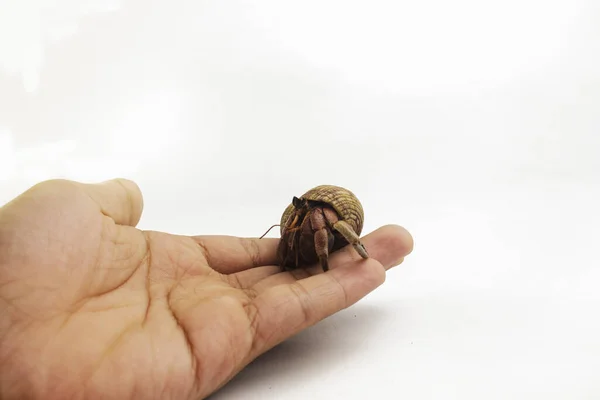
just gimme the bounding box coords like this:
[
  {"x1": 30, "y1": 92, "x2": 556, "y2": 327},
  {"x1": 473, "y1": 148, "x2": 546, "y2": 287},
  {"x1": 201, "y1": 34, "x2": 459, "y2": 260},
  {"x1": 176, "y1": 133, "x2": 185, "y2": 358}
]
[{"x1": 292, "y1": 196, "x2": 302, "y2": 208}]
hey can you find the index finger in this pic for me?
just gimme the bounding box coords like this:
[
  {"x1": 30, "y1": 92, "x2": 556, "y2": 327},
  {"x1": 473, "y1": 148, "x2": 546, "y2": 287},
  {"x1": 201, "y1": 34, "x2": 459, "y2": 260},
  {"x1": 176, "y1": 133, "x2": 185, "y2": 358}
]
[{"x1": 190, "y1": 235, "x2": 280, "y2": 273}]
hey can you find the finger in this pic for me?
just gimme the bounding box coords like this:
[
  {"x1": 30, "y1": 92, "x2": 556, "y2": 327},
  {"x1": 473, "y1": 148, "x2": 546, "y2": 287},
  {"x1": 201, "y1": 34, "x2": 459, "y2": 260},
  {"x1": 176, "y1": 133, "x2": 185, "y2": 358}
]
[
  {"x1": 79, "y1": 178, "x2": 144, "y2": 226},
  {"x1": 190, "y1": 235, "x2": 280, "y2": 274},
  {"x1": 328, "y1": 224, "x2": 414, "y2": 271},
  {"x1": 227, "y1": 265, "x2": 282, "y2": 289},
  {"x1": 247, "y1": 256, "x2": 386, "y2": 358},
  {"x1": 235, "y1": 224, "x2": 413, "y2": 291}
]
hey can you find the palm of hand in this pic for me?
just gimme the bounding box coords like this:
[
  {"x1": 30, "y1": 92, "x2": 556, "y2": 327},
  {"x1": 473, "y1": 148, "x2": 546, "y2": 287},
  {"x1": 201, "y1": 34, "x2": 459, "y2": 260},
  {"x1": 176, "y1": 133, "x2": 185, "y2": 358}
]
[{"x1": 0, "y1": 179, "x2": 413, "y2": 399}]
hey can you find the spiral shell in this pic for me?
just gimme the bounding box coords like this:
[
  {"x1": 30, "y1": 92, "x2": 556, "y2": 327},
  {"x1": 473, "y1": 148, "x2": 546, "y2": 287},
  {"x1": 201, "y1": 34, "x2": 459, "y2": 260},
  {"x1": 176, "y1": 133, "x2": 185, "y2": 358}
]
[{"x1": 280, "y1": 185, "x2": 364, "y2": 235}]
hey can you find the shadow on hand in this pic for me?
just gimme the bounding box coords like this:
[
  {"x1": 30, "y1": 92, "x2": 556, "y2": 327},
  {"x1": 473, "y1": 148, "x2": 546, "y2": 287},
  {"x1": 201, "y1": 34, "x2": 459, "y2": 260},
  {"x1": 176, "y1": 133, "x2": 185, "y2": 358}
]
[{"x1": 210, "y1": 302, "x2": 393, "y2": 398}]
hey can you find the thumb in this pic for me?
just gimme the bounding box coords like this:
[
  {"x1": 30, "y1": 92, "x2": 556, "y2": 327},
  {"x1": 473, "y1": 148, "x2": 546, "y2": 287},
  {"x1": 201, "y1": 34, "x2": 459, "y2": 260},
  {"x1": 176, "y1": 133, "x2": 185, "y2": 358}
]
[{"x1": 79, "y1": 178, "x2": 144, "y2": 227}]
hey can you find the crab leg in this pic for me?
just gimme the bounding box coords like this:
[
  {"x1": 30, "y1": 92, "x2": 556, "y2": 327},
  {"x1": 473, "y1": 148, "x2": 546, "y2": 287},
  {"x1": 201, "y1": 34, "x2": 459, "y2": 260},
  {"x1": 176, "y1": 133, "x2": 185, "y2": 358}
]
[
  {"x1": 313, "y1": 228, "x2": 331, "y2": 271},
  {"x1": 333, "y1": 220, "x2": 369, "y2": 259}
]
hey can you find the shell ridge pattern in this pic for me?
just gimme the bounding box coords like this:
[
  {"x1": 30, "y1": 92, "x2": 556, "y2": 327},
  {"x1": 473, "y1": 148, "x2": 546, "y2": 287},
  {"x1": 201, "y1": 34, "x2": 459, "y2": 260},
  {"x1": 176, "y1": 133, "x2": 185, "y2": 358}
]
[{"x1": 280, "y1": 185, "x2": 363, "y2": 236}]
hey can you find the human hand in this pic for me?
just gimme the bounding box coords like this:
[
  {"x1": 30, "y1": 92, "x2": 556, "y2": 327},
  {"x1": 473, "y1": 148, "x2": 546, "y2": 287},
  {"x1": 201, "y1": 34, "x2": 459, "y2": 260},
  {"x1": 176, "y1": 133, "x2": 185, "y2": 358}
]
[{"x1": 0, "y1": 179, "x2": 413, "y2": 399}]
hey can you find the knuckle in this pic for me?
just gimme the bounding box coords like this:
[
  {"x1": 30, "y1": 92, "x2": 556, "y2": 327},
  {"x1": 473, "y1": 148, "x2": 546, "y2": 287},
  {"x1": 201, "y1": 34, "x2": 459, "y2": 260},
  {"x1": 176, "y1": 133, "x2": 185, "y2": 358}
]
[
  {"x1": 239, "y1": 238, "x2": 261, "y2": 268},
  {"x1": 194, "y1": 239, "x2": 212, "y2": 266},
  {"x1": 288, "y1": 282, "x2": 315, "y2": 325},
  {"x1": 245, "y1": 301, "x2": 271, "y2": 354}
]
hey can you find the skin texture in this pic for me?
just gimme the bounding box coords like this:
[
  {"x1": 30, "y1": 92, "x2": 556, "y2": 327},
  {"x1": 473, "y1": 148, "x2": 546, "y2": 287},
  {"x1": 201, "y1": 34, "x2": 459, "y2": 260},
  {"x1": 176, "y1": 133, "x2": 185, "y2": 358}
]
[{"x1": 0, "y1": 178, "x2": 414, "y2": 400}]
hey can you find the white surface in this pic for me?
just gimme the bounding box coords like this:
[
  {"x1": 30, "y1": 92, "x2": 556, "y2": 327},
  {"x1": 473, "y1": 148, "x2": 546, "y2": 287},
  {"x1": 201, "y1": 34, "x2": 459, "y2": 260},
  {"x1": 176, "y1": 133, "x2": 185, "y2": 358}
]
[{"x1": 1, "y1": 1, "x2": 599, "y2": 399}]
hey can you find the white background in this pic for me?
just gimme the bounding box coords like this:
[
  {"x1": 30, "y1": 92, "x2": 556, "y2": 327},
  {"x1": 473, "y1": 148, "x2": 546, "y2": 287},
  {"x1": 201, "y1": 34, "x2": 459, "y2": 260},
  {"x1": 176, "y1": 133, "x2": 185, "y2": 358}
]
[{"x1": 1, "y1": 1, "x2": 599, "y2": 399}]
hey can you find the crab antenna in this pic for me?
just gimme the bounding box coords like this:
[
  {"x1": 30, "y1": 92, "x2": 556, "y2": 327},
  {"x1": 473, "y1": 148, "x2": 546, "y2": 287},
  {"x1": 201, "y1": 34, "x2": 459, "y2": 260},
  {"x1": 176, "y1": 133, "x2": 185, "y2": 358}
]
[{"x1": 259, "y1": 224, "x2": 280, "y2": 239}]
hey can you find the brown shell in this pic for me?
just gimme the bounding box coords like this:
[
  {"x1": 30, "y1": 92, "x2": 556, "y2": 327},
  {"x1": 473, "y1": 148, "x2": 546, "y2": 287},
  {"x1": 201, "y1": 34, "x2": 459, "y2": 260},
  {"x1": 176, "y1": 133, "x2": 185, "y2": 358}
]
[{"x1": 280, "y1": 185, "x2": 364, "y2": 235}]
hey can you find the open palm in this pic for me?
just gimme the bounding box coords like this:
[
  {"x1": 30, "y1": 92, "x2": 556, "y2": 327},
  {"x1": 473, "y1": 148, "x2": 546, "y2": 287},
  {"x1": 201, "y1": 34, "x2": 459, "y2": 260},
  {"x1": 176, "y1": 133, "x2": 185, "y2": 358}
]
[{"x1": 0, "y1": 179, "x2": 413, "y2": 399}]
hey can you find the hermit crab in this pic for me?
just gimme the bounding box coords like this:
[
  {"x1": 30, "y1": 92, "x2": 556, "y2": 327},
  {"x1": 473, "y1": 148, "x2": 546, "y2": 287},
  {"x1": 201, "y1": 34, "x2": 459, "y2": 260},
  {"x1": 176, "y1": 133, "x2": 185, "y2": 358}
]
[{"x1": 261, "y1": 185, "x2": 369, "y2": 272}]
